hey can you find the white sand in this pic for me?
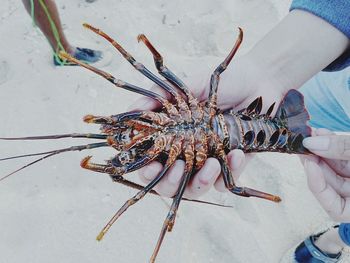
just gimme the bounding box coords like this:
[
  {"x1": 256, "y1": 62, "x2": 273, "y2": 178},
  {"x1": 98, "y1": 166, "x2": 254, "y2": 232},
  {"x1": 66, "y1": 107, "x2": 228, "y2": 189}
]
[{"x1": 0, "y1": 1, "x2": 341, "y2": 262}]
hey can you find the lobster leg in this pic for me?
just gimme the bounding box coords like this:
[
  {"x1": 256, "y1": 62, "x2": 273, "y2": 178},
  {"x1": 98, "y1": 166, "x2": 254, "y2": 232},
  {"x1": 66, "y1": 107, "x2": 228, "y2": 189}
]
[
  {"x1": 211, "y1": 133, "x2": 281, "y2": 202},
  {"x1": 94, "y1": 134, "x2": 180, "y2": 241},
  {"x1": 83, "y1": 24, "x2": 192, "y2": 121},
  {"x1": 83, "y1": 24, "x2": 183, "y2": 101},
  {"x1": 112, "y1": 177, "x2": 231, "y2": 208},
  {"x1": 96, "y1": 164, "x2": 171, "y2": 241},
  {"x1": 219, "y1": 155, "x2": 281, "y2": 202},
  {"x1": 137, "y1": 34, "x2": 195, "y2": 101},
  {"x1": 207, "y1": 28, "x2": 243, "y2": 113},
  {"x1": 150, "y1": 133, "x2": 194, "y2": 262},
  {"x1": 80, "y1": 156, "x2": 117, "y2": 175},
  {"x1": 59, "y1": 52, "x2": 166, "y2": 105}
]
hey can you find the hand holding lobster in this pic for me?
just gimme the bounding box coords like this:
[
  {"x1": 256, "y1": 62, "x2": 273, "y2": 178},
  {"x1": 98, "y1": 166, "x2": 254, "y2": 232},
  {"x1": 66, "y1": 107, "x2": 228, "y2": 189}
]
[{"x1": 302, "y1": 128, "x2": 350, "y2": 221}]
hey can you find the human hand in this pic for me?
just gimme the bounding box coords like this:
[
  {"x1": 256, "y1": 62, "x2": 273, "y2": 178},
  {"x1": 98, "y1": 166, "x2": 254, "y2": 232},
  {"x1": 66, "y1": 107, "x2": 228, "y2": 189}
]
[{"x1": 302, "y1": 128, "x2": 350, "y2": 221}]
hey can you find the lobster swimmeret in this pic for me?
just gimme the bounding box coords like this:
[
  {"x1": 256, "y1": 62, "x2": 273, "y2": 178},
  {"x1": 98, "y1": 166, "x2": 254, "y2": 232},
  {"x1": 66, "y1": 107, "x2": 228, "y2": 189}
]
[{"x1": 1, "y1": 24, "x2": 312, "y2": 262}]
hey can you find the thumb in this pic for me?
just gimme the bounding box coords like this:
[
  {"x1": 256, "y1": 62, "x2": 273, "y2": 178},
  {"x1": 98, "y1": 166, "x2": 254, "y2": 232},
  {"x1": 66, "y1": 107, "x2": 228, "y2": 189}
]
[{"x1": 303, "y1": 135, "x2": 350, "y2": 161}]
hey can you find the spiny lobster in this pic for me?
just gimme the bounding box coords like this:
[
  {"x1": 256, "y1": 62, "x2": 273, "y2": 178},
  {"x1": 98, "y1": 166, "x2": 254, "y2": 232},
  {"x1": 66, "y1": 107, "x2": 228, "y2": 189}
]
[{"x1": 0, "y1": 24, "x2": 311, "y2": 262}]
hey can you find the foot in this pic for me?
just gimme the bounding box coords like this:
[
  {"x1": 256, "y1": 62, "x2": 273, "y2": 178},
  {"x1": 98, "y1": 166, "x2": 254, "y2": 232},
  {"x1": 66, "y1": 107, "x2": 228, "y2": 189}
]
[
  {"x1": 294, "y1": 231, "x2": 342, "y2": 263},
  {"x1": 280, "y1": 226, "x2": 347, "y2": 263},
  {"x1": 54, "y1": 47, "x2": 103, "y2": 66}
]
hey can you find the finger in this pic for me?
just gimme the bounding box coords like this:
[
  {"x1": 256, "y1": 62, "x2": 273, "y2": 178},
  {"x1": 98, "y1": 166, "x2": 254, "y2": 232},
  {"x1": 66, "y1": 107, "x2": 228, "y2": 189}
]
[
  {"x1": 228, "y1": 149, "x2": 252, "y2": 180},
  {"x1": 184, "y1": 158, "x2": 221, "y2": 198},
  {"x1": 316, "y1": 159, "x2": 350, "y2": 196},
  {"x1": 152, "y1": 160, "x2": 185, "y2": 197},
  {"x1": 298, "y1": 154, "x2": 319, "y2": 164},
  {"x1": 303, "y1": 135, "x2": 350, "y2": 160},
  {"x1": 305, "y1": 131, "x2": 350, "y2": 176},
  {"x1": 138, "y1": 161, "x2": 163, "y2": 184},
  {"x1": 304, "y1": 159, "x2": 347, "y2": 220},
  {"x1": 324, "y1": 159, "x2": 350, "y2": 178}
]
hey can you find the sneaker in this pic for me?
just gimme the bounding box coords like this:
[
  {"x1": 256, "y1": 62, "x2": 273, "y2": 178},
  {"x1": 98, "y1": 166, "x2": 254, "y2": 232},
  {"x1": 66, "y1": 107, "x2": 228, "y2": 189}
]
[
  {"x1": 53, "y1": 47, "x2": 103, "y2": 66},
  {"x1": 281, "y1": 228, "x2": 343, "y2": 263}
]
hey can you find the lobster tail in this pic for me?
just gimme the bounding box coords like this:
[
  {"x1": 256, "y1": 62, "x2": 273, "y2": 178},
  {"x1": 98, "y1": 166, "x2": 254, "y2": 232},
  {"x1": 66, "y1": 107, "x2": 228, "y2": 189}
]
[
  {"x1": 221, "y1": 89, "x2": 311, "y2": 154},
  {"x1": 274, "y1": 89, "x2": 311, "y2": 153}
]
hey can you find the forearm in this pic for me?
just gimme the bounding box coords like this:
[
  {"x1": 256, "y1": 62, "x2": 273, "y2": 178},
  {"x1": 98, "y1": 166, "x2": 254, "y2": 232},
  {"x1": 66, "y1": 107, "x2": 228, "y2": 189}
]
[{"x1": 244, "y1": 10, "x2": 349, "y2": 92}]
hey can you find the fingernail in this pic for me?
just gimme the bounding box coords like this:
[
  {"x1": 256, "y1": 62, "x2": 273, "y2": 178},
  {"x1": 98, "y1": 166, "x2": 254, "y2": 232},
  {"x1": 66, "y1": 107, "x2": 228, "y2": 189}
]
[{"x1": 303, "y1": 136, "x2": 330, "y2": 151}]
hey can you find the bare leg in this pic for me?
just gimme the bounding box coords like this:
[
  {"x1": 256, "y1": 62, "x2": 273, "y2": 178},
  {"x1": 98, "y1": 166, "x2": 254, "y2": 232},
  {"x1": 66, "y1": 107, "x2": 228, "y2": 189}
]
[
  {"x1": 314, "y1": 228, "x2": 345, "y2": 254},
  {"x1": 22, "y1": 0, "x2": 73, "y2": 53}
]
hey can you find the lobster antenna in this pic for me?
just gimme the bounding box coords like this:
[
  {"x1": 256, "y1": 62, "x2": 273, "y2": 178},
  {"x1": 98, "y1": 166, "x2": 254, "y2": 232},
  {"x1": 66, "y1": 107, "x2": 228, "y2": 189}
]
[
  {"x1": 0, "y1": 133, "x2": 108, "y2": 141},
  {"x1": 0, "y1": 142, "x2": 108, "y2": 182}
]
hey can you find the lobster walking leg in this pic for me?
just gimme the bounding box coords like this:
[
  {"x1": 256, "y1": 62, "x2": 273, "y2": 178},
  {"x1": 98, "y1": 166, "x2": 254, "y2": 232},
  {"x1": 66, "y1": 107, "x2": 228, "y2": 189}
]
[
  {"x1": 207, "y1": 28, "x2": 243, "y2": 112},
  {"x1": 150, "y1": 134, "x2": 193, "y2": 262},
  {"x1": 80, "y1": 156, "x2": 117, "y2": 174},
  {"x1": 113, "y1": 177, "x2": 232, "y2": 208},
  {"x1": 218, "y1": 155, "x2": 281, "y2": 202},
  {"x1": 83, "y1": 24, "x2": 185, "y2": 102},
  {"x1": 137, "y1": 34, "x2": 195, "y2": 101},
  {"x1": 96, "y1": 164, "x2": 172, "y2": 241},
  {"x1": 95, "y1": 134, "x2": 181, "y2": 241},
  {"x1": 59, "y1": 52, "x2": 166, "y2": 104}
]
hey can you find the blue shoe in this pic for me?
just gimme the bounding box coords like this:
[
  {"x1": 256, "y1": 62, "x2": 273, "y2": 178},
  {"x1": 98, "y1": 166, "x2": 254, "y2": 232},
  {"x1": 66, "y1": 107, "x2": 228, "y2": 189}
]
[
  {"x1": 293, "y1": 233, "x2": 342, "y2": 262},
  {"x1": 53, "y1": 47, "x2": 103, "y2": 66}
]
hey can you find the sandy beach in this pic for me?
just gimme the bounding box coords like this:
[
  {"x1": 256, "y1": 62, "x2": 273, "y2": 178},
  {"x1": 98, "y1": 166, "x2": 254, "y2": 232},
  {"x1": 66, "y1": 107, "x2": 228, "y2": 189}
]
[{"x1": 0, "y1": 1, "x2": 345, "y2": 262}]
